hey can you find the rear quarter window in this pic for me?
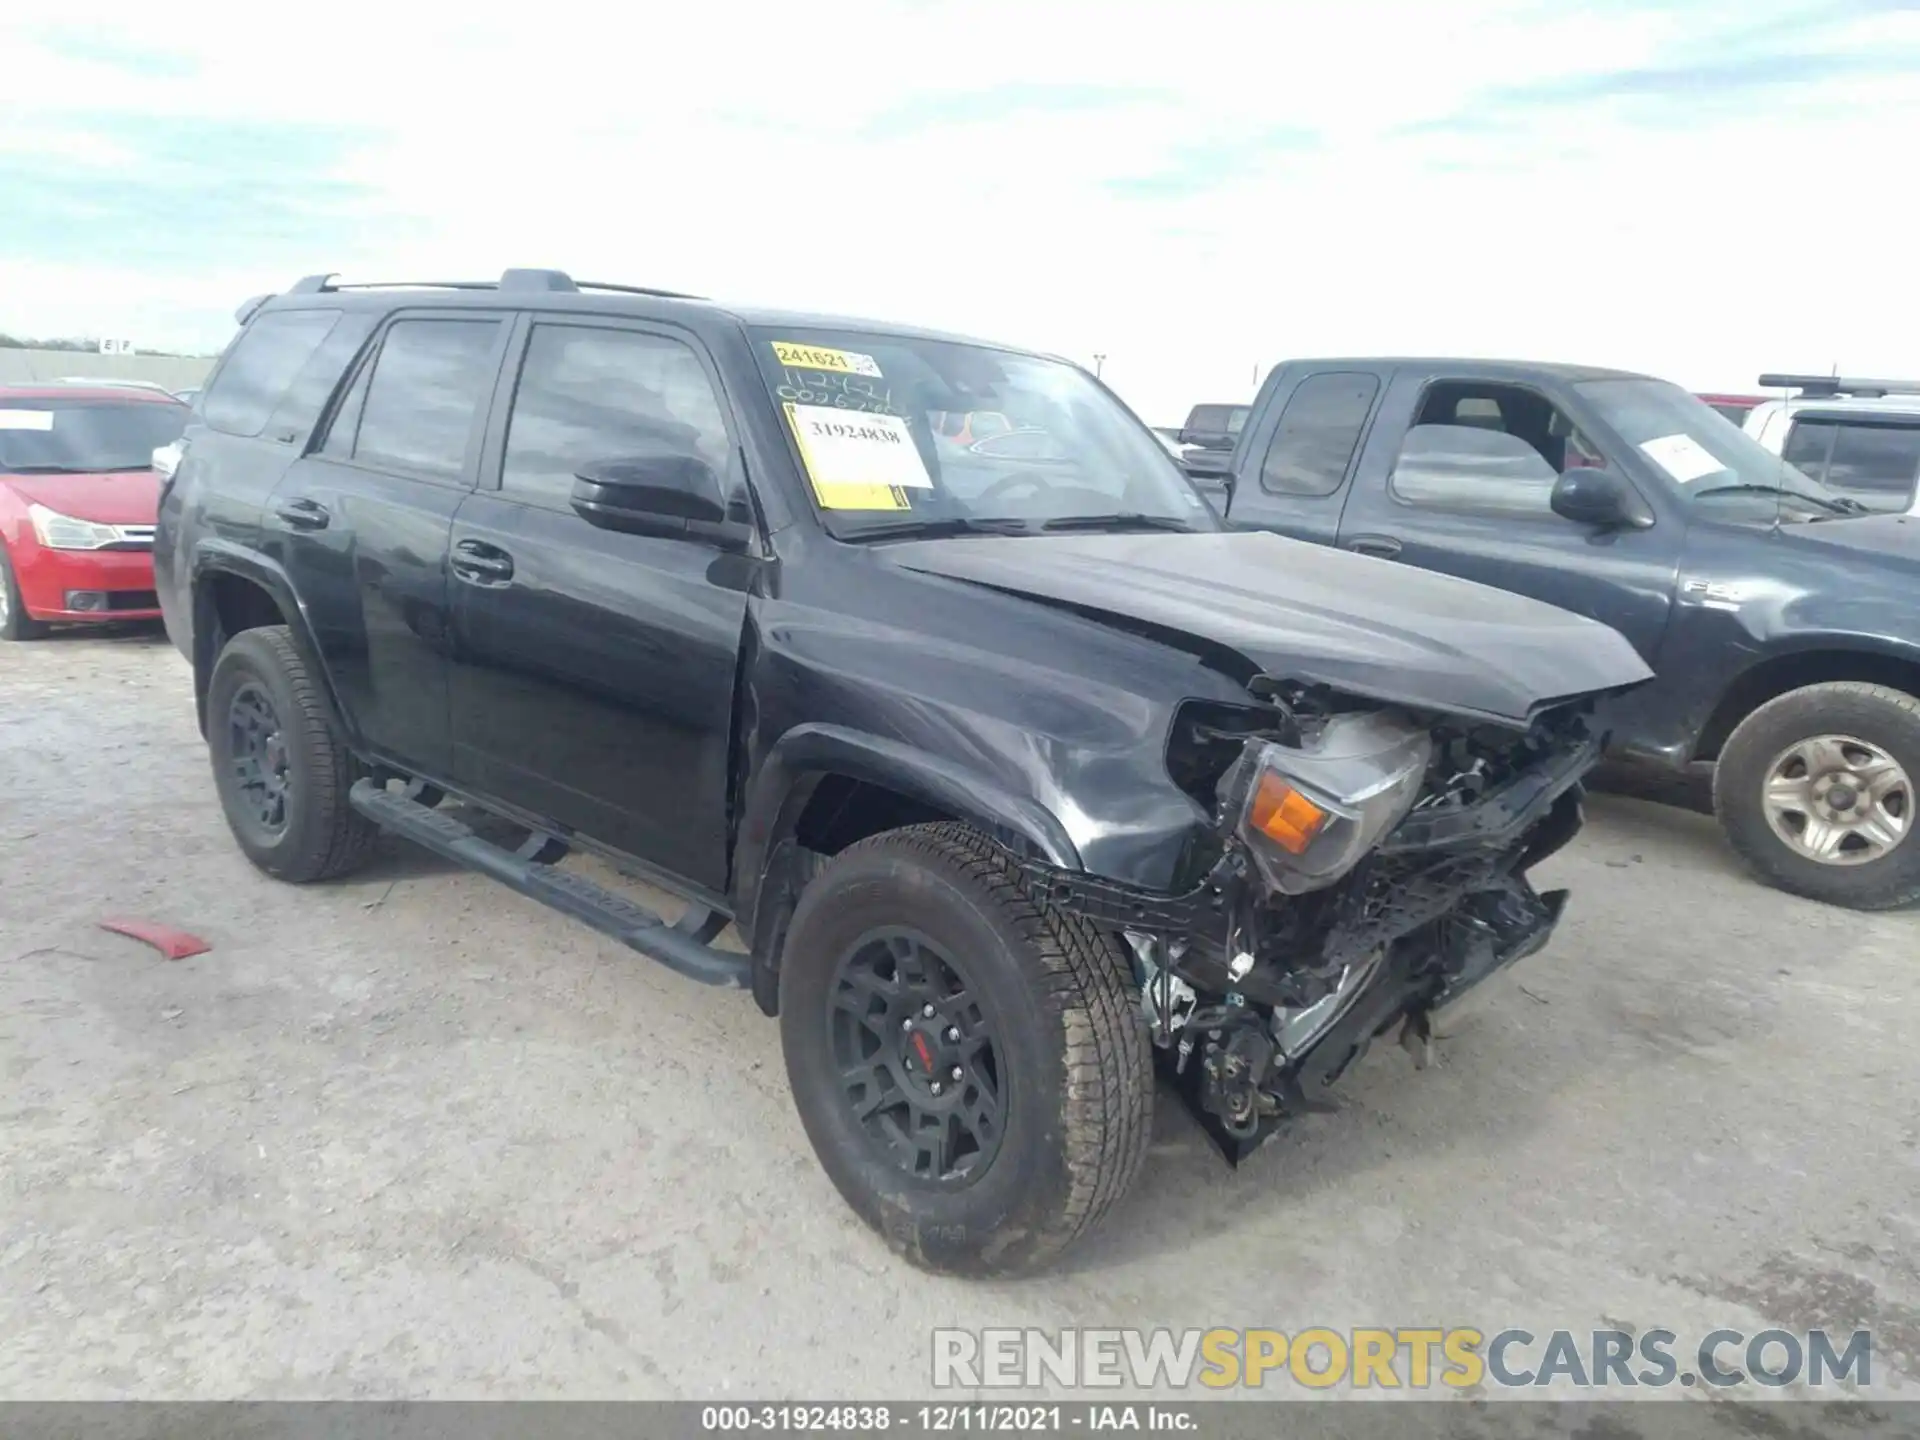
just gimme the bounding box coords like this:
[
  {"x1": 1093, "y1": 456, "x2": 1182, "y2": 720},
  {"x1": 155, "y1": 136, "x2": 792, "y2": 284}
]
[{"x1": 202, "y1": 309, "x2": 343, "y2": 439}]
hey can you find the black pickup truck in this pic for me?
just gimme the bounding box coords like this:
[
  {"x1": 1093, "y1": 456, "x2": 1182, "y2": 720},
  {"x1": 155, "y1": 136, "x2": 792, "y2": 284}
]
[
  {"x1": 1196, "y1": 358, "x2": 1920, "y2": 910},
  {"x1": 155, "y1": 279, "x2": 1649, "y2": 1274}
]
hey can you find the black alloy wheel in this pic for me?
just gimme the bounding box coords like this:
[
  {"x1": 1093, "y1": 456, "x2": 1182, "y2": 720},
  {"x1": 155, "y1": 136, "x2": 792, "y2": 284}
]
[
  {"x1": 778, "y1": 823, "x2": 1153, "y2": 1277},
  {"x1": 829, "y1": 927, "x2": 1005, "y2": 1185},
  {"x1": 205, "y1": 625, "x2": 379, "y2": 882},
  {"x1": 227, "y1": 681, "x2": 292, "y2": 836}
]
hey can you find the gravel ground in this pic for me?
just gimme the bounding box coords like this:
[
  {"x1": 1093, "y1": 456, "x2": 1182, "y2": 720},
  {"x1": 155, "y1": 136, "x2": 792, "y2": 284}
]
[{"x1": 2, "y1": 628, "x2": 1917, "y2": 1406}]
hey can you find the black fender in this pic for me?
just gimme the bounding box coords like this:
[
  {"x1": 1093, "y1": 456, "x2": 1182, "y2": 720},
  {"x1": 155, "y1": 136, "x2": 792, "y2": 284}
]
[
  {"x1": 731, "y1": 722, "x2": 1084, "y2": 942},
  {"x1": 189, "y1": 539, "x2": 360, "y2": 749}
]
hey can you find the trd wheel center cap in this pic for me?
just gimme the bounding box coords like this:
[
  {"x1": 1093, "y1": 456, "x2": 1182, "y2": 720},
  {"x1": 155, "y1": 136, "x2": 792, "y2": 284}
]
[{"x1": 900, "y1": 1018, "x2": 963, "y2": 1095}]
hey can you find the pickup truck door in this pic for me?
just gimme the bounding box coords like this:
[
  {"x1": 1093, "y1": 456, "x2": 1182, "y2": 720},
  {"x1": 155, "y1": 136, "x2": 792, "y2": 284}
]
[
  {"x1": 263, "y1": 309, "x2": 511, "y2": 777},
  {"x1": 1213, "y1": 368, "x2": 1388, "y2": 544},
  {"x1": 1331, "y1": 369, "x2": 1681, "y2": 664},
  {"x1": 444, "y1": 315, "x2": 749, "y2": 894}
]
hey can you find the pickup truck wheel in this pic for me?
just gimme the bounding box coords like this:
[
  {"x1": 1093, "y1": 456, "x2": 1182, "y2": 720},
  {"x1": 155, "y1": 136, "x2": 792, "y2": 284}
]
[
  {"x1": 207, "y1": 625, "x2": 380, "y2": 883},
  {"x1": 1715, "y1": 682, "x2": 1920, "y2": 910},
  {"x1": 0, "y1": 543, "x2": 48, "y2": 641},
  {"x1": 779, "y1": 822, "x2": 1152, "y2": 1277}
]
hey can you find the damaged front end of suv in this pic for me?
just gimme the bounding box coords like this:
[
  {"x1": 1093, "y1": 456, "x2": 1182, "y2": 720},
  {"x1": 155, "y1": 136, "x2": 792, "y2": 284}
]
[{"x1": 1022, "y1": 679, "x2": 1601, "y2": 1161}]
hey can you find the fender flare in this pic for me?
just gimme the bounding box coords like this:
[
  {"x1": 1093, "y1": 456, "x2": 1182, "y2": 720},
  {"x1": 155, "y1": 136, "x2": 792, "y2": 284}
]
[
  {"x1": 732, "y1": 722, "x2": 1084, "y2": 938},
  {"x1": 189, "y1": 539, "x2": 360, "y2": 748},
  {"x1": 1689, "y1": 633, "x2": 1920, "y2": 761}
]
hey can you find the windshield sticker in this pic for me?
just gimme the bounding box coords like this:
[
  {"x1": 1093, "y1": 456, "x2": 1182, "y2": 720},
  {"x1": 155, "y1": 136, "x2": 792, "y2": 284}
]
[
  {"x1": 771, "y1": 341, "x2": 882, "y2": 378},
  {"x1": 785, "y1": 402, "x2": 931, "y2": 511},
  {"x1": 776, "y1": 368, "x2": 896, "y2": 415},
  {"x1": 0, "y1": 409, "x2": 55, "y2": 431},
  {"x1": 1639, "y1": 432, "x2": 1725, "y2": 484}
]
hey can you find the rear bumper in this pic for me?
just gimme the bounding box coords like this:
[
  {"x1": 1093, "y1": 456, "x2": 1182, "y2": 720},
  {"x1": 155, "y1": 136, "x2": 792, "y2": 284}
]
[{"x1": 14, "y1": 543, "x2": 160, "y2": 621}]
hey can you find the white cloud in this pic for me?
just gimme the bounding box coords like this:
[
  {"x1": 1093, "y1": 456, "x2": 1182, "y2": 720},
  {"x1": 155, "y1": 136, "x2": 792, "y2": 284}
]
[{"x1": 1, "y1": 0, "x2": 1916, "y2": 421}]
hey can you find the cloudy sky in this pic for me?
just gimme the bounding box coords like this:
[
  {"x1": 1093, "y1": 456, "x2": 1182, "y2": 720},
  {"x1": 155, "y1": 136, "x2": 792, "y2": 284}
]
[{"x1": 1, "y1": 0, "x2": 1916, "y2": 423}]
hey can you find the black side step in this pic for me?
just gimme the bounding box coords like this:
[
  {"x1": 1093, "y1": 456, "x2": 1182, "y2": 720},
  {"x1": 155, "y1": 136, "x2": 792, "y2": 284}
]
[{"x1": 349, "y1": 780, "x2": 749, "y2": 988}]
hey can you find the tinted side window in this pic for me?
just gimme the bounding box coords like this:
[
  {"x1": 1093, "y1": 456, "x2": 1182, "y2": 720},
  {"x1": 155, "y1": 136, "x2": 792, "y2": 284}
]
[
  {"x1": 1826, "y1": 424, "x2": 1920, "y2": 506},
  {"x1": 353, "y1": 319, "x2": 502, "y2": 481},
  {"x1": 202, "y1": 310, "x2": 341, "y2": 438},
  {"x1": 1258, "y1": 372, "x2": 1379, "y2": 496},
  {"x1": 1781, "y1": 419, "x2": 1836, "y2": 482},
  {"x1": 502, "y1": 324, "x2": 731, "y2": 508},
  {"x1": 1391, "y1": 424, "x2": 1561, "y2": 518}
]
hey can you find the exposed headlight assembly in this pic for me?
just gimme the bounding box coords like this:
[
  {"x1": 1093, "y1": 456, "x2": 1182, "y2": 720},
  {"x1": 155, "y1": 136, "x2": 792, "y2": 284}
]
[
  {"x1": 28, "y1": 502, "x2": 121, "y2": 551},
  {"x1": 1222, "y1": 711, "x2": 1433, "y2": 895}
]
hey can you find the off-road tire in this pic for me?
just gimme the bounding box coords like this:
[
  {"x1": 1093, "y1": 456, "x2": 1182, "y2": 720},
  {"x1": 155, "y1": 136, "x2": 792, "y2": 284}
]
[
  {"x1": 207, "y1": 625, "x2": 379, "y2": 883},
  {"x1": 779, "y1": 822, "x2": 1153, "y2": 1277},
  {"x1": 1715, "y1": 681, "x2": 1920, "y2": 910},
  {"x1": 0, "y1": 542, "x2": 48, "y2": 641}
]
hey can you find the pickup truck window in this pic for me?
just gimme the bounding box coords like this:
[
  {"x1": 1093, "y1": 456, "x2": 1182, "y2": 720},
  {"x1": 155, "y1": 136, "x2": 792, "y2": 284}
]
[
  {"x1": 503, "y1": 324, "x2": 732, "y2": 508},
  {"x1": 1576, "y1": 377, "x2": 1836, "y2": 512},
  {"x1": 1823, "y1": 422, "x2": 1920, "y2": 509},
  {"x1": 202, "y1": 309, "x2": 341, "y2": 439},
  {"x1": 1389, "y1": 423, "x2": 1562, "y2": 518},
  {"x1": 1258, "y1": 372, "x2": 1378, "y2": 496},
  {"x1": 352, "y1": 319, "x2": 502, "y2": 482},
  {"x1": 750, "y1": 327, "x2": 1213, "y2": 537},
  {"x1": 1781, "y1": 419, "x2": 1837, "y2": 482}
]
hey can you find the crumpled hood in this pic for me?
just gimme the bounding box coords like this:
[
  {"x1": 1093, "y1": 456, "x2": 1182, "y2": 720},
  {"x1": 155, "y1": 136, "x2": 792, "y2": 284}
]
[
  {"x1": 2, "y1": 471, "x2": 160, "y2": 525},
  {"x1": 885, "y1": 530, "x2": 1654, "y2": 726}
]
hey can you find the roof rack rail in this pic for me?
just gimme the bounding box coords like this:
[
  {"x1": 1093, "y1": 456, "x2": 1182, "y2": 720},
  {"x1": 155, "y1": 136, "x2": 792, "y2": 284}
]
[
  {"x1": 575, "y1": 279, "x2": 705, "y2": 301},
  {"x1": 272, "y1": 269, "x2": 701, "y2": 301},
  {"x1": 1758, "y1": 373, "x2": 1920, "y2": 399},
  {"x1": 326, "y1": 280, "x2": 501, "y2": 291}
]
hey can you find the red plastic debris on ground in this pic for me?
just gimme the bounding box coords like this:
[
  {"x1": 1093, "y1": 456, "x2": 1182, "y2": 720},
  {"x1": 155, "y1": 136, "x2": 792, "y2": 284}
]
[{"x1": 97, "y1": 919, "x2": 212, "y2": 960}]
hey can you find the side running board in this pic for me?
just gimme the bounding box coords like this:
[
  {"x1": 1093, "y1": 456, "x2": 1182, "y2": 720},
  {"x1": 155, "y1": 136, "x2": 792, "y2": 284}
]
[{"x1": 348, "y1": 779, "x2": 749, "y2": 988}]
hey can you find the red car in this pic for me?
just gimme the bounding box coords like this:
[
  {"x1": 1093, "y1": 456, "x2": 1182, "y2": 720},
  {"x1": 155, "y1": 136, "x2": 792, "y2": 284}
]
[
  {"x1": 1695, "y1": 392, "x2": 1767, "y2": 426},
  {"x1": 0, "y1": 384, "x2": 188, "y2": 640}
]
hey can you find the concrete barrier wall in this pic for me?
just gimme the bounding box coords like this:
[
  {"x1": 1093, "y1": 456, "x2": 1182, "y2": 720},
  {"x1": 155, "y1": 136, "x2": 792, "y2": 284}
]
[{"x1": 0, "y1": 350, "x2": 215, "y2": 391}]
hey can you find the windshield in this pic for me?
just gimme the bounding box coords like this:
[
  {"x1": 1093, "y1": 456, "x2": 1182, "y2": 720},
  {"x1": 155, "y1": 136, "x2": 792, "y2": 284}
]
[
  {"x1": 0, "y1": 399, "x2": 188, "y2": 474},
  {"x1": 1576, "y1": 378, "x2": 1846, "y2": 515},
  {"x1": 749, "y1": 328, "x2": 1216, "y2": 538}
]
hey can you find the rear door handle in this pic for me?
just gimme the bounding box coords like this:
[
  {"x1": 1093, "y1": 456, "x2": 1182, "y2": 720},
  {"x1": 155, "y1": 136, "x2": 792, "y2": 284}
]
[
  {"x1": 1344, "y1": 534, "x2": 1402, "y2": 560},
  {"x1": 274, "y1": 497, "x2": 330, "y2": 530},
  {"x1": 451, "y1": 539, "x2": 514, "y2": 585}
]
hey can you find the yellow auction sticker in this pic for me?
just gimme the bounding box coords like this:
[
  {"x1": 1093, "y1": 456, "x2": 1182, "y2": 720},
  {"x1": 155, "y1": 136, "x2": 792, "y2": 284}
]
[
  {"x1": 772, "y1": 341, "x2": 883, "y2": 378},
  {"x1": 784, "y1": 402, "x2": 929, "y2": 511}
]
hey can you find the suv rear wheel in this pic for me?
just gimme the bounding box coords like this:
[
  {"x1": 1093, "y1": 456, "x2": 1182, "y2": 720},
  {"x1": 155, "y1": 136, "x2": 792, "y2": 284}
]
[
  {"x1": 1715, "y1": 681, "x2": 1920, "y2": 909},
  {"x1": 779, "y1": 823, "x2": 1153, "y2": 1276},
  {"x1": 207, "y1": 625, "x2": 379, "y2": 883}
]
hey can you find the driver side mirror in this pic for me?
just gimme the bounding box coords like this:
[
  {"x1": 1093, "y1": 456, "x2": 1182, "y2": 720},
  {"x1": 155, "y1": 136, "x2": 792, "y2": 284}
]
[
  {"x1": 1550, "y1": 466, "x2": 1655, "y2": 530},
  {"x1": 571, "y1": 451, "x2": 749, "y2": 549}
]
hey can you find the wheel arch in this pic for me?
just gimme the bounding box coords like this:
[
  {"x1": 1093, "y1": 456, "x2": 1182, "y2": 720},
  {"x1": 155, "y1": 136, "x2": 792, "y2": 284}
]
[
  {"x1": 732, "y1": 724, "x2": 1086, "y2": 1016},
  {"x1": 1693, "y1": 643, "x2": 1920, "y2": 762},
  {"x1": 190, "y1": 542, "x2": 356, "y2": 748}
]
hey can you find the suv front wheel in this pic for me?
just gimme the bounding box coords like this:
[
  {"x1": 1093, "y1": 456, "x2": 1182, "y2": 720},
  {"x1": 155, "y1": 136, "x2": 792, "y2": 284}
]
[
  {"x1": 779, "y1": 823, "x2": 1153, "y2": 1276},
  {"x1": 207, "y1": 625, "x2": 380, "y2": 883},
  {"x1": 1715, "y1": 681, "x2": 1920, "y2": 909}
]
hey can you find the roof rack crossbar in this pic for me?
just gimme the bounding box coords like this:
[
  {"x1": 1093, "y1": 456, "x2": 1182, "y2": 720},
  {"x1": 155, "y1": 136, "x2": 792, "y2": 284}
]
[{"x1": 1758, "y1": 373, "x2": 1920, "y2": 399}]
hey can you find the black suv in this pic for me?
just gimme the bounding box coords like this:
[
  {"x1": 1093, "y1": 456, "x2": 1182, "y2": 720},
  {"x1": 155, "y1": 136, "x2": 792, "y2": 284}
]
[{"x1": 155, "y1": 269, "x2": 1649, "y2": 1275}]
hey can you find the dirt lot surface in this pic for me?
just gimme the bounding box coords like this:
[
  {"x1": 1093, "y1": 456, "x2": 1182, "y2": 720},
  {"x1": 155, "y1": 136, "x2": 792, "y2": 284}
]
[{"x1": 3, "y1": 629, "x2": 1917, "y2": 1402}]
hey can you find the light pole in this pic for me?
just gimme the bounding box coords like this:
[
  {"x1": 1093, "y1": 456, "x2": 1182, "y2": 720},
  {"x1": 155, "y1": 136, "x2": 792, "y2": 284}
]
[{"x1": 1093, "y1": 353, "x2": 1106, "y2": 378}]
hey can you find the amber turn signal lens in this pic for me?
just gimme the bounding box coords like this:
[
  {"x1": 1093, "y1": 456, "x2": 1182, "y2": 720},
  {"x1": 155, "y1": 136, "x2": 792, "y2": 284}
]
[{"x1": 1248, "y1": 773, "x2": 1329, "y2": 855}]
